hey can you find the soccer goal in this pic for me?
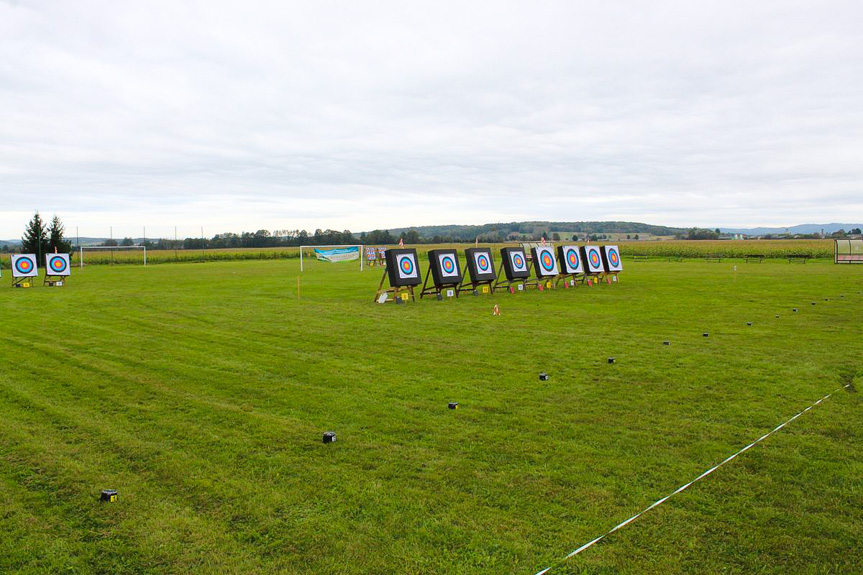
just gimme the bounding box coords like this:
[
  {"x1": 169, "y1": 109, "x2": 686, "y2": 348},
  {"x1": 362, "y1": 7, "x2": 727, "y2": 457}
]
[
  {"x1": 79, "y1": 245, "x2": 148, "y2": 267},
  {"x1": 300, "y1": 245, "x2": 364, "y2": 272}
]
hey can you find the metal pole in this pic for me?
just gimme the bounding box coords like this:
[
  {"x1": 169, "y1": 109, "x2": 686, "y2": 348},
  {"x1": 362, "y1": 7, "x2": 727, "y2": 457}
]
[{"x1": 300, "y1": 247, "x2": 303, "y2": 272}]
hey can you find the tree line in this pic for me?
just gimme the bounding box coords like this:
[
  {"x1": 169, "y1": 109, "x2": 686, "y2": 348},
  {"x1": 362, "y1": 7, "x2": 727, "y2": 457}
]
[{"x1": 10, "y1": 213, "x2": 860, "y2": 256}]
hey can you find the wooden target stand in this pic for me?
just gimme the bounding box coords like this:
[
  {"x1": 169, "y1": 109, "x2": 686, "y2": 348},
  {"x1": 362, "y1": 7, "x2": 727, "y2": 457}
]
[
  {"x1": 457, "y1": 275, "x2": 494, "y2": 297},
  {"x1": 554, "y1": 273, "x2": 584, "y2": 289},
  {"x1": 583, "y1": 272, "x2": 607, "y2": 286},
  {"x1": 12, "y1": 276, "x2": 33, "y2": 288},
  {"x1": 420, "y1": 268, "x2": 459, "y2": 300},
  {"x1": 373, "y1": 268, "x2": 416, "y2": 304},
  {"x1": 534, "y1": 276, "x2": 557, "y2": 291},
  {"x1": 43, "y1": 274, "x2": 67, "y2": 287},
  {"x1": 492, "y1": 267, "x2": 528, "y2": 294}
]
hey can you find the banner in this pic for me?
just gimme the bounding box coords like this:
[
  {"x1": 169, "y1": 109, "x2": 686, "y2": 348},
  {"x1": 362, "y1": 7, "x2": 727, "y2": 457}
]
[{"x1": 314, "y1": 246, "x2": 360, "y2": 263}]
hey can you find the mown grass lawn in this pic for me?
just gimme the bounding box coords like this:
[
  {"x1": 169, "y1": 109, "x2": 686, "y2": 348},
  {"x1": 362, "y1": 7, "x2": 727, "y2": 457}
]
[{"x1": 0, "y1": 258, "x2": 860, "y2": 574}]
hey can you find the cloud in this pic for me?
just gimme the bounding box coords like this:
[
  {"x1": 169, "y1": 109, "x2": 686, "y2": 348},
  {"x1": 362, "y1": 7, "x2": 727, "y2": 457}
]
[{"x1": 1, "y1": 0, "x2": 861, "y2": 238}]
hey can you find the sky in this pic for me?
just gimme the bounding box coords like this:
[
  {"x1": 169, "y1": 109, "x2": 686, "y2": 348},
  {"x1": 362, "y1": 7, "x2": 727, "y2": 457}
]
[{"x1": 1, "y1": 0, "x2": 861, "y2": 239}]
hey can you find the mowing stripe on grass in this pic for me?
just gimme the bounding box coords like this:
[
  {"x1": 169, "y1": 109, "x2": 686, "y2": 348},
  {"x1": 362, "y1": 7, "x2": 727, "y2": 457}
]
[{"x1": 533, "y1": 383, "x2": 853, "y2": 575}]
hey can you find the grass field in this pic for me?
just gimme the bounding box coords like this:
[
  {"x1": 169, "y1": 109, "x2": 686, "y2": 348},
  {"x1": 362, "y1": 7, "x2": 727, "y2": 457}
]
[{"x1": 0, "y1": 258, "x2": 861, "y2": 574}]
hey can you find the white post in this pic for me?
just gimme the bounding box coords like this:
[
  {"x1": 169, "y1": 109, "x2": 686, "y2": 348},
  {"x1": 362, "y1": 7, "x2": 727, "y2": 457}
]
[
  {"x1": 300, "y1": 248, "x2": 303, "y2": 272},
  {"x1": 360, "y1": 244, "x2": 364, "y2": 271},
  {"x1": 143, "y1": 246, "x2": 147, "y2": 266},
  {"x1": 80, "y1": 245, "x2": 83, "y2": 268}
]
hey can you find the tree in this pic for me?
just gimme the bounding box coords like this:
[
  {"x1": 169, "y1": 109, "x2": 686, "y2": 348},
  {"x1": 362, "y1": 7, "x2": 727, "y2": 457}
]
[
  {"x1": 120, "y1": 237, "x2": 134, "y2": 246},
  {"x1": 634, "y1": 234, "x2": 639, "y2": 240},
  {"x1": 103, "y1": 238, "x2": 118, "y2": 247},
  {"x1": 47, "y1": 215, "x2": 72, "y2": 254},
  {"x1": 21, "y1": 211, "x2": 49, "y2": 260}
]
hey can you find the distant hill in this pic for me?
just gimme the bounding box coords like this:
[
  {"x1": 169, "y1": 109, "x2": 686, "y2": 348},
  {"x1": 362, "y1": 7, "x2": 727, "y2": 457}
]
[
  {"x1": 720, "y1": 223, "x2": 863, "y2": 236},
  {"x1": 383, "y1": 221, "x2": 685, "y2": 242}
]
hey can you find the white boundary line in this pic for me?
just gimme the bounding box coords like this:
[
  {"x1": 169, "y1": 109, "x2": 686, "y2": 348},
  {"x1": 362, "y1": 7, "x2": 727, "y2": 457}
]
[{"x1": 533, "y1": 383, "x2": 852, "y2": 575}]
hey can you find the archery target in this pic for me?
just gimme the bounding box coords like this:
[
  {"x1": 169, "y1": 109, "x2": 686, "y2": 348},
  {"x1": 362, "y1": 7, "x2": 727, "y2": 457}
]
[
  {"x1": 465, "y1": 248, "x2": 496, "y2": 282},
  {"x1": 384, "y1": 249, "x2": 422, "y2": 287},
  {"x1": 583, "y1": 245, "x2": 605, "y2": 273},
  {"x1": 532, "y1": 246, "x2": 558, "y2": 277},
  {"x1": 500, "y1": 247, "x2": 530, "y2": 280},
  {"x1": 558, "y1": 245, "x2": 584, "y2": 274},
  {"x1": 12, "y1": 254, "x2": 38, "y2": 278},
  {"x1": 603, "y1": 245, "x2": 623, "y2": 272},
  {"x1": 428, "y1": 249, "x2": 463, "y2": 286},
  {"x1": 45, "y1": 253, "x2": 71, "y2": 276}
]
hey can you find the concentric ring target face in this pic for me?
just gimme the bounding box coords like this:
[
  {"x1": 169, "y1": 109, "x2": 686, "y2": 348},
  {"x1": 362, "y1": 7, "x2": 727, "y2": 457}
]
[
  {"x1": 47, "y1": 254, "x2": 71, "y2": 275},
  {"x1": 511, "y1": 252, "x2": 526, "y2": 271},
  {"x1": 438, "y1": 253, "x2": 458, "y2": 278},
  {"x1": 397, "y1": 254, "x2": 418, "y2": 279},
  {"x1": 476, "y1": 254, "x2": 490, "y2": 272},
  {"x1": 609, "y1": 249, "x2": 620, "y2": 266},
  {"x1": 11, "y1": 254, "x2": 38, "y2": 277},
  {"x1": 536, "y1": 248, "x2": 557, "y2": 275},
  {"x1": 566, "y1": 248, "x2": 580, "y2": 271}
]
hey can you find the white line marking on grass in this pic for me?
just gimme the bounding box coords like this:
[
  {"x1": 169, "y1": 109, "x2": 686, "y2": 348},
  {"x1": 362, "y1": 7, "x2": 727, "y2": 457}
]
[{"x1": 533, "y1": 383, "x2": 852, "y2": 575}]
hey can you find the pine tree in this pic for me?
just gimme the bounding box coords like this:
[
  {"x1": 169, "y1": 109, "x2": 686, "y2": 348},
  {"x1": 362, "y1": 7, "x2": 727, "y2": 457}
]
[
  {"x1": 47, "y1": 215, "x2": 72, "y2": 254},
  {"x1": 21, "y1": 211, "x2": 49, "y2": 260}
]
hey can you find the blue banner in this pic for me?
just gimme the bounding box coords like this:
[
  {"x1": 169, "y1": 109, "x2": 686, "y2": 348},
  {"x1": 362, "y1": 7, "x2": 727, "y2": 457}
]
[{"x1": 314, "y1": 246, "x2": 360, "y2": 263}]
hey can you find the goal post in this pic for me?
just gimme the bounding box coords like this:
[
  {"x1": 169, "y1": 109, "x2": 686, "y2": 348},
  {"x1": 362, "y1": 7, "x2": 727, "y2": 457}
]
[
  {"x1": 79, "y1": 245, "x2": 148, "y2": 267},
  {"x1": 300, "y1": 245, "x2": 364, "y2": 272}
]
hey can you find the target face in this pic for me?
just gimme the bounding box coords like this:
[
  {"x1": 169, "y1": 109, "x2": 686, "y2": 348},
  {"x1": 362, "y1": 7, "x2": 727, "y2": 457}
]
[
  {"x1": 584, "y1": 246, "x2": 605, "y2": 272},
  {"x1": 511, "y1": 252, "x2": 526, "y2": 271},
  {"x1": 11, "y1": 254, "x2": 38, "y2": 278},
  {"x1": 438, "y1": 253, "x2": 459, "y2": 278},
  {"x1": 533, "y1": 247, "x2": 558, "y2": 276},
  {"x1": 398, "y1": 254, "x2": 417, "y2": 278},
  {"x1": 476, "y1": 254, "x2": 490, "y2": 272},
  {"x1": 604, "y1": 245, "x2": 623, "y2": 271},
  {"x1": 46, "y1": 253, "x2": 71, "y2": 276}
]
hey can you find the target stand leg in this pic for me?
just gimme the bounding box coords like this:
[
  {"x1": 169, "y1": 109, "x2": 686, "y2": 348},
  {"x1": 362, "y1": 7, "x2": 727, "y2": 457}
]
[{"x1": 43, "y1": 274, "x2": 66, "y2": 287}]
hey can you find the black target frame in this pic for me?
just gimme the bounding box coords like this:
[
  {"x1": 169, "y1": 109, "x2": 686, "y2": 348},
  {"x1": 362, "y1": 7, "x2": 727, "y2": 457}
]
[
  {"x1": 459, "y1": 248, "x2": 496, "y2": 296},
  {"x1": 421, "y1": 249, "x2": 463, "y2": 299},
  {"x1": 494, "y1": 247, "x2": 534, "y2": 292}
]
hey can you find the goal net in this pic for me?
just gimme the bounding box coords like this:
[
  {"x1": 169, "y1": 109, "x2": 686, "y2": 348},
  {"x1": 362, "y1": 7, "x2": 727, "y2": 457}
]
[
  {"x1": 79, "y1": 245, "x2": 148, "y2": 267},
  {"x1": 300, "y1": 245, "x2": 364, "y2": 271}
]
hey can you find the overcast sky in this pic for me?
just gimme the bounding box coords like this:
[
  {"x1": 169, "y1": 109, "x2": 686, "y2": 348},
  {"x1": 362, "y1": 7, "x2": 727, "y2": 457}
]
[{"x1": 1, "y1": 0, "x2": 861, "y2": 239}]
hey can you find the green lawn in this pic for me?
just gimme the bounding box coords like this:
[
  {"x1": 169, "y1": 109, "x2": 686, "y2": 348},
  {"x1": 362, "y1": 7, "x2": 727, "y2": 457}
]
[{"x1": 0, "y1": 258, "x2": 860, "y2": 574}]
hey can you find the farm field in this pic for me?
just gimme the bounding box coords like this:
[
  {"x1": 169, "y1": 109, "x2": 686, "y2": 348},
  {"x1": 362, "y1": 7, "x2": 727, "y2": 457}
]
[
  {"x1": 4, "y1": 238, "x2": 835, "y2": 268},
  {"x1": 0, "y1": 258, "x2": 861, "y2": 574}
]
